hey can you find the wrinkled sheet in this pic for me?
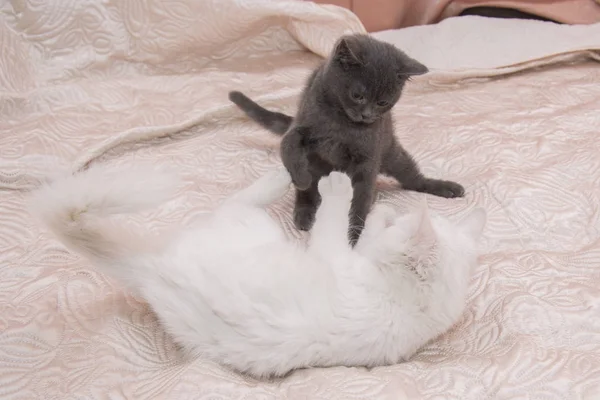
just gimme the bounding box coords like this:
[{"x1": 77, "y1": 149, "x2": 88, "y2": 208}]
[{"x1": 1, "y1": 0, "x2": 600, "y2": 398}]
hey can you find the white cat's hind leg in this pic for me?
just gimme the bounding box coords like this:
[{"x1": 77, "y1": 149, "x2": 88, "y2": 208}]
[
  {"x1": 308, "y1": 172, "x2": 354, "y2": 257},
  {"x1": 223, "y1": 166, "x2": 292, "y2": 208}
]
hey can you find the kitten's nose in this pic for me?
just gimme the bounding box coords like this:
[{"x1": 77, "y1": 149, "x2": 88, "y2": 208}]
[
  {"x1": 361, "y1": 111, "x2": 374, "y2": 122},
  {"x1": 361, "y1": 108, "x2": 373, "y2": 120}
]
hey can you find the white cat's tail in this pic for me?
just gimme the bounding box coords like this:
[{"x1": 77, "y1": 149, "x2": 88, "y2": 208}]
[{"x1": 28, "y1": 164, "x2": 181, "y2": 267}]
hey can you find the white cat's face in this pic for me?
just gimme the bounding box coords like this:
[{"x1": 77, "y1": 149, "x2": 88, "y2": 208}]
[{"x1": 374, "y1": 204, "x2": 487, "y2": 274}]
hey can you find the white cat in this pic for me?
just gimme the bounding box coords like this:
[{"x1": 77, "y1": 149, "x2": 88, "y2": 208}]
[{"x1": 29, "y1": 164, "x2": 486, "y2": 379}]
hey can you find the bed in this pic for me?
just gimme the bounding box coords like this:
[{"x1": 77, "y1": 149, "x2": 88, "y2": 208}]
[{"x1": 1, "y1": 0, "x2": 599, "y2": 398}]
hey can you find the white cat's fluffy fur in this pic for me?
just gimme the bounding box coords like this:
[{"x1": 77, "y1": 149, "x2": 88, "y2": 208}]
[{"x1": 29, "y1": 164, "x2": 486, "y2": 379}]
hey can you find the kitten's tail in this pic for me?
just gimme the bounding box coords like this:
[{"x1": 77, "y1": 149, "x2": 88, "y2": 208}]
[
  {"x1": 28, "y1": 164, "x2": 181, "y2": 269},
  {"x1": 228, "y1": 91, "x2": 293, "y2": 135}
]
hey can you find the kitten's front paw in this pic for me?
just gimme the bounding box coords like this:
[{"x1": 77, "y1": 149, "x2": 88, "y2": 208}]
[
  {"x1": 291, "y1": 169, "x2": 312, "y2": 191},
  {"x1": 423, "y1": 179, "x2": 465, "y2": 198},
  {"x1": 318, "y1": 172, "x2": 353, "y2": 199},
  {"x1": 294, "y1": 206, "x2": 316, "y2": 231},
  {"x1": 348, "y1": 227, "x2": 362, "y2": 247}
]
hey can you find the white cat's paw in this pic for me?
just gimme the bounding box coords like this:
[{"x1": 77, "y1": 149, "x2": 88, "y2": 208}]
[
  {"x1": 318, "y1": 171, "x2": 353, "y2": 199},
  {"x1": 261, "y1": 166, "x2": 292, "y2": 187},
  {"x1": 273, "y1": 166, "x2": 292, "y2": 187}
]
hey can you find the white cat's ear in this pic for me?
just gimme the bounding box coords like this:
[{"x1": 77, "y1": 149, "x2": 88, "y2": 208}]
[
  {"x1": 459, "y1": 207, "x2": 487, "y2": 240},
  {"x1": 411, "y1": 200, "x2": 436, "y2": 246}
]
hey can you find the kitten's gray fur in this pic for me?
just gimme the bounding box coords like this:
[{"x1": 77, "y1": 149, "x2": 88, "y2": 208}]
[{"x1": 229, "y1": 34, "x2": 464, "y2": 245}]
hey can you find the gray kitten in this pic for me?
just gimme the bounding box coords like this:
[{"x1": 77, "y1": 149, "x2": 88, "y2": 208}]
[{"x1": 229, "y1": 34, "x2": 464, "y2": 245}]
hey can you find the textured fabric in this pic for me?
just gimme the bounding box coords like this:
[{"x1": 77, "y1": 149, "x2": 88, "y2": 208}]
[
  {"x1": 1, "y1": 1, "x2": 600, "y2": 399},
  {"x1": 374, "y1": 17, "x2": 600, "y2": 81}
]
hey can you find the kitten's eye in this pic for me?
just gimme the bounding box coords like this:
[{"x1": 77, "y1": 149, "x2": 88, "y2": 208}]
[
  {"x1": 351, "y1": 92, "x2": 365, "y2": 102},
  {"x1": 376, "y1": 100, "x2": 389, "y2": 107}
]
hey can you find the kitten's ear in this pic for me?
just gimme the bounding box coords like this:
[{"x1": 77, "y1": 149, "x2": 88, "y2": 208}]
[
  {"x1": 333, "y1": 37, "x2": 360, "y2": 68},
  {"x1": 411, "y1": 199, "x2": 437, "y2": 247},
  {"x1": 397, "y1": 55, "x2": 429, "y2": 78},
  {"x1": 459, "y1": 207, "x2": 487, "y2": 240}
]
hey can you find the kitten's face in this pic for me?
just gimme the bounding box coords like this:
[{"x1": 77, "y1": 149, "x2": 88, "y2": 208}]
[
  {"x1": 327, "y1": 35, "x2": 428, "y2": 124},
  {"x1": 337, "y1": 71, "x2": 402, "y2": 124}
]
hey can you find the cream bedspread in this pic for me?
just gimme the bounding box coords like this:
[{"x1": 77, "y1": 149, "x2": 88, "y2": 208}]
[{"x1": 1, "y1": 0, "x2": 600, "y2": 398}]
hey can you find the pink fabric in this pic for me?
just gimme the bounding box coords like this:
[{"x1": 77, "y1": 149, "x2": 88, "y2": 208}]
[
  {"x1": 2, "y1": 0, "x2": 600, "y2": 398},
  {"x1": 312, "y1": 0, "x2": 600, "y2": 31},
  {"x1": 444, "y1": 0, "x2": 600, "y2": 24}
]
